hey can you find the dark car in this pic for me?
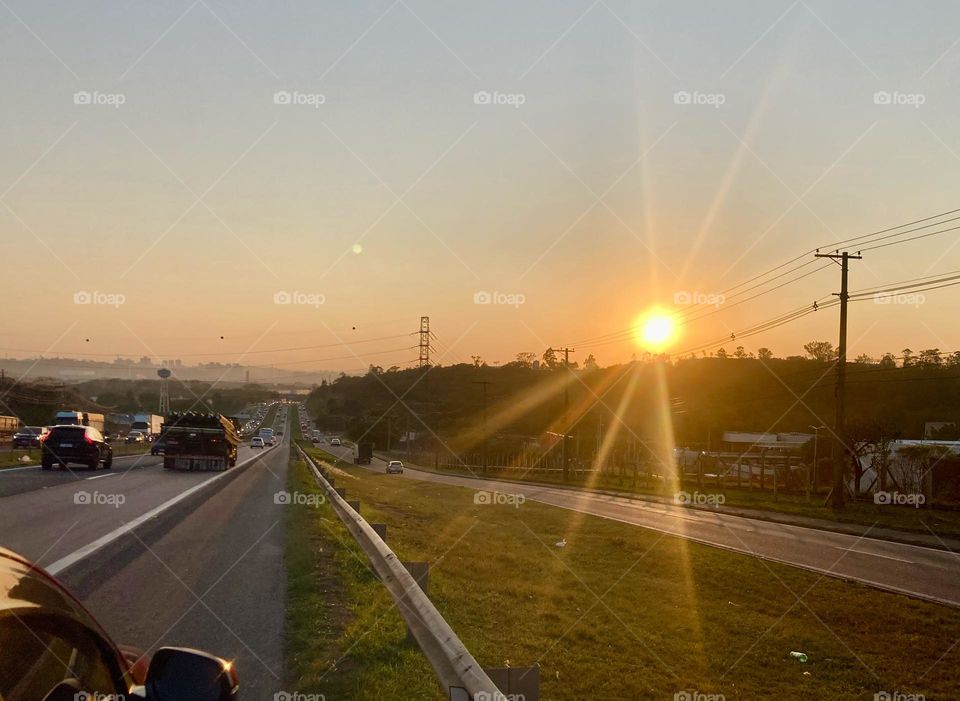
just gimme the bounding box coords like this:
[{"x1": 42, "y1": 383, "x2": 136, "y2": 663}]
[
  {"x1": 150, "y1": 439, "x2": 167, "y2": 456},
  {"x1": 40, "y1": 425, "x2": 113, "y2": 471},
  {"x1": 12, "y1": 426, "x2": 44, "y2": 448},
  {"x1": 0, "y1": 546, "x2": 239, "y2": 701}
]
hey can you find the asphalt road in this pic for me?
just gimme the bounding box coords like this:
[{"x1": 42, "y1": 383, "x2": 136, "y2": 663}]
[
  {"x1": 0, "y1": 432, "x2": 291, "y2": 698},
  {"x1": 0, "y1": 451, "x2": 160, "y2": 498},
  {"x1": 326, "y1": 445, "x2": 960, "y2": 608}
]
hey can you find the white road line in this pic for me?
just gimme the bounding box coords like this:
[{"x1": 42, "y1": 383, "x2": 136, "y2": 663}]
[
  {"x1": 0, "y1": 453, "x2": 157, "y2": 475},
  {"x1": 44, "y1": 446, "x2": 276, "y2": 576},
  {"x1": 834, "y1": 546, "x2": 914, "y2": 564},
  {"x1": 85, "y1": 473, "x2": 117, "y2": 481}
]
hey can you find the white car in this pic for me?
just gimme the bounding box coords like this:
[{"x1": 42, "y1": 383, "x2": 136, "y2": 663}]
[
  {"x1": 386, "y1": 460, "x2": 404, "y2": 474},
  {"x1": 330, "y1": 438, "x2": 341, "y2": 446},
  {"x1": 250, "y1": 436, "x2": 265, "y2": 448}
]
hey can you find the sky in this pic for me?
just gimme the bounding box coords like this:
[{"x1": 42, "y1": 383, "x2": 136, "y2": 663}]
[{"x1": 3, "y1": 0, "x2": 960, "y2": 373}]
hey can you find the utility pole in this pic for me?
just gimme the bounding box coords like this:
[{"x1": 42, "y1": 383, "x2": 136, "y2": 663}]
[
  {"x1": 554, "y1": 347, "x2": 575, "y2": 480},
  {"x1": 815, "y1": 249, "x2": 862, "y2": 510},
  {"x1": 473, "y1": 380, "x2": 492, "y2": 473}
]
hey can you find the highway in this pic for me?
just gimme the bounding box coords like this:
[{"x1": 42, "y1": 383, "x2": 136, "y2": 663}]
[
  {"x1": 326, "y1": 445, "x2": 960, "y2": 608},
  {"x1": 0, "y1": 430, "x2": 291, "y2": 699}
]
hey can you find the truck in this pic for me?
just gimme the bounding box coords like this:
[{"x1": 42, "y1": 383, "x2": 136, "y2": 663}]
[
  {"x1": 131, "y1": 413, "x2": 163, "y2": 438},
  {"x1": 160, "y1": 412, "x2": 239, "y2": 471},
  {"x1": 354, "y1": 441, "x2": 373, "y2": 465},
  {"x1": 54, "y1": 410, "x2": 105, "y2": 433},
  {"x1": 259, "y1": 427, "x2": 275, "y2": 445},
  {"x1": 0, "y1": 416, "x2": 17, "y2": 447}
]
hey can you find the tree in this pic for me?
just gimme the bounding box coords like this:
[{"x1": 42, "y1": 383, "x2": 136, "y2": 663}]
[
  {"x1": 542, "y1": 348, "x2": 559, "y2": 369},
  {"x1": 583, "y1": 353, "x2": 599, "y2": 371},
  {"x1": 854, "y1": 353, "x2": 873, "y2": 364},
  {"x1": 803, "y1": 340, "x2": 836, "y2": 362},
  {"x1": 515, "y1": 352, "x2": 537, "y2": 368},
  {"x1": 716, "y1": 347, "x2": 728, "y2": 359},
  {"x1": 733, "y1": 346, "x2": 749, "y2": 359},
  {"x1": 878, "y1": 353, "x2": 896, "y2": 369},
  {"x1": 948, "y1": 351, "x2": 960, "y2": 368},
  {"x1": 918, "y1": 349, "x2": 943, "y2": 366},
  {"x1": 901, "y1": 348, "x2": 914, "y2": 367},
  {"x1": 471, "y1": 355, "x2": 485, "y2": 368},
  {"x1": 757, "y1": 347, "x2": 773, "y2": 360}
]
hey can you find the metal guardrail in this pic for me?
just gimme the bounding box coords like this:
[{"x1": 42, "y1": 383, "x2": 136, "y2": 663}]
[{"x1": 294, "y1": 444, "x2": 504, "y2": 701}]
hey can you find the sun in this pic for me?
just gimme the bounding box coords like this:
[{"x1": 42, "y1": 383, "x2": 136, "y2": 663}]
[{"x1": 634, "y1": 310, "x2": 677, "y2": 351}]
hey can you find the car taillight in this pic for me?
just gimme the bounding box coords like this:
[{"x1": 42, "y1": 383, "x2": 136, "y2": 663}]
[
  {"x1": 39, "y1": 433, "x2": 49, "y2": 442},
  {"x1": 84, "y1": 434, "x2": 95, "y2": 445}
]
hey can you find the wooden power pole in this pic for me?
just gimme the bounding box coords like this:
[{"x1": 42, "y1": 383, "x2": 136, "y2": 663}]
[{"x1": 815, "y1": 249, "x2": 862, "y2": 510}]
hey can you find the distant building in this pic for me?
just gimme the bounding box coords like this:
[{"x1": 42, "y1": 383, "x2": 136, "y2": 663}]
[{"x1": 720, "y1": 431, "x2": 813, "y2": 455}]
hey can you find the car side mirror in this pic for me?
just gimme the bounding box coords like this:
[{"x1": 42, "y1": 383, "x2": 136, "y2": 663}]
[{"x1": 143, "y1": 647, "x2": 238, "y2": 701}]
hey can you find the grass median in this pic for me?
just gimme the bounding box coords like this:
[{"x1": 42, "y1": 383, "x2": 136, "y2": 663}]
[
  {"x1": 284, "y1": 447, "x2": 442, "y2": 700},
  {"x1": 298, "y1": 443, "x2": 960, "y2": 700}
]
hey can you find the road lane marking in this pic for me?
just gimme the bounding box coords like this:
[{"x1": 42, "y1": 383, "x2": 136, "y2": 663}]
[
  {"x1": 86, "y1": 473, "x2": 117, "y2": 481},
  {"x1": 834, "y1": 546, "x2": 914, "y2": 564},
  {"x1": 0, "y1": 453, "x2": 157, "y2": 475},
  {"x1": 44, "y1": 445, "x2": 277, "y2": 576}
]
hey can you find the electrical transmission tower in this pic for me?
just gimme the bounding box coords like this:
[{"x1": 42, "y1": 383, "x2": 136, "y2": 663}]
[{"x1": 419, "y1": 316, "x2": 430, "y2": 368}]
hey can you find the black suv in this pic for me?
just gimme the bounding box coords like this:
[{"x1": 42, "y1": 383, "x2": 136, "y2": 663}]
[
  {"x1": 40, "y1": 425, "x2": 113, "y2": 470},
  {"x1": 12, "y1": 426, "x2": 43, "y2": 448}
]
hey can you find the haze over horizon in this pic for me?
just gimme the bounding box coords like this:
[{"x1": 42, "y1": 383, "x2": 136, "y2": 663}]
[{"x1": 4, "y1": 0, "x2": 960, "y2": 370}]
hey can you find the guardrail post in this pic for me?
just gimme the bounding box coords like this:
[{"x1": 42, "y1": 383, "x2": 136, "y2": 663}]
[
  {"x1": 403, "y1": 562, "x2": 430, "y2": 644},
  {"x1": 335, "y1": 487, "x2": 347, "y2": 499},
  {"x1": 372, "y1": 523, "x2": 387, "y2": 540},
  {"x1": 483, "y1": 666, "x2": 540, "y2": 701}
]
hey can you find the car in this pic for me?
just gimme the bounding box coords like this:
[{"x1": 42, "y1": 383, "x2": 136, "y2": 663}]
[
  {"x1": 386, "y1": 460, "x2": 404, "y2": 474},
  {"x1": 330, "y1": 438, "x2": 341, "y2": 447},
  {"x1": 12, "y1": 425, "x2": 44, "y2": 448},
  {"x1": 126, "y1": 430, "x2": 146, "y2": 444},
  {"x1": 150, "y1": 439, "x2": 167, "y2": 456},
  {"x1": 250, "y1": 436, "x2": 265, "y2": 448},
  {"x1": 40, "y1": 425, "x2": 113, "y2": 470},
  {"x1": 0, "y1": 546, "x2": 239, "y2": 701}
]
